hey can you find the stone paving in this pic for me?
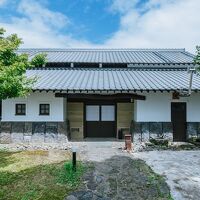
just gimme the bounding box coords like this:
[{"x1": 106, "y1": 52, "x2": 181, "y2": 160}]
[
  {"x1": 133, "y1": 150, "x2": 200, "y2": 200},
  {"x1": 70, "y1": 140, "x2": 125, "y2": 161},
  {"x1": 65, "y1": 141, "x2": 171, "y2": 200}
]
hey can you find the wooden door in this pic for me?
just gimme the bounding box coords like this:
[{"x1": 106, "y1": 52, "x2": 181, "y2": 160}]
[
  {"x1": 85, "y1": 104, "x2": 116, "y2": 137},
  {"x1": 171, "y1": 102, "x2": 186, "y2": 141}
]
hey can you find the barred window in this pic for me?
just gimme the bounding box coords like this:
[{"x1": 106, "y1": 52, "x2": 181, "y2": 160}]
[
  {"x1": 39, "y1": 104, "x2": 50, "y2": 115},
  {"x1": 15, "y1": 104, "x2": 26, "y2": 115}
]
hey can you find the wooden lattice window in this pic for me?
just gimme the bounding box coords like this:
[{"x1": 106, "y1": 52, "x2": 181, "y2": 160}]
[
  {"x1": 39, "y1": 104, "x2": 50, "y2": 115},
  {"x1": 15, "y1": 104, "x2": 26, "y2": 115}
]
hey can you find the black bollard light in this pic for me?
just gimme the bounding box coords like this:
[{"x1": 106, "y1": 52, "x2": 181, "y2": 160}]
[{"x1": 72, "y1": 146, "x2": 77, "y2": 172}]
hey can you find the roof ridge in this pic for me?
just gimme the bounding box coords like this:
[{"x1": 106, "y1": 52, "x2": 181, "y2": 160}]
[
  {"x1": 28, "y1": 67, "x2": 186, "y2": 71},
  {"x1": 18, "y1": 48, "x2": 186, "y2": 52}
]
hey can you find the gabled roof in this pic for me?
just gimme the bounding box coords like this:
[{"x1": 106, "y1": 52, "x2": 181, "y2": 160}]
[
  {"x1": 18, "y1": 48, "x2": 194, "y2": 64},
  {"x1": 26, "y1": 68, "x2": 200, "y2": 92}
]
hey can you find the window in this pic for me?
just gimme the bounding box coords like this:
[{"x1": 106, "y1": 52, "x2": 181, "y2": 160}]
[
  {"x1": 86, "y1": 105, "x2": 115, "y2": 121},
  {"x1": 15, "y1": 104, "x2": 26, "y2": 115},
  {"x1": 86, "y1": 105, "x2": 99, "y2": 121},
  {"x1": 101, "y1": 105, "x2": 115, "y2": 121},
  {"x1": 39, "y1": 104, "x2": 50, "y2": 115}
]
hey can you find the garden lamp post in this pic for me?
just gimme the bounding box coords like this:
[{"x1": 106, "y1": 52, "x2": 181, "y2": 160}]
[{"x1": 71, "y1": 146, "x2": 77, "y2": 172}]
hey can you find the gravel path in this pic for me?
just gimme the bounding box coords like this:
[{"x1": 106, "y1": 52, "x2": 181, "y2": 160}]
[{"x1": 133, "y1": 150, "x2": 200, "y2": 200}]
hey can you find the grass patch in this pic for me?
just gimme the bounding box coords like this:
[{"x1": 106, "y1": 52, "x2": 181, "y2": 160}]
[
  {"x1": 149, "y1": 138, "x2": 169, "y2": 147},
  {"x1": 130, "y1": 159, "x2": 173, "y2": 200},
  {"x1": 0, "y1": 150, "x2": 85, "y2": 200},
  {"x1": 56, "y1": 161, "x2": 85, "y2": 186}
]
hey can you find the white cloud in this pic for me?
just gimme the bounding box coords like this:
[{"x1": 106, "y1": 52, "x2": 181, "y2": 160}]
[
  {"x1": 109, "y1": 0, "x2": 138, "y2": 14},
  {"x1": 104, "y1": 0, "x2": 200, "y2": 52},
  {"x1": 0, "y1": 0, "x2": 199, "y2": 52},
  {"x1": 18, "y1": 0, "x2": 69, "y2": 29},
  {"x1": 0, "y1": 0, "x2": 93, "y2": 48}
]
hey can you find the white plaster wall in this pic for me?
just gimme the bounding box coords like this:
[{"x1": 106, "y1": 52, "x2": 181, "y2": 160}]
[
  {"x1": 134, "y1": 92, "x2": 171, "y2": 122},
  {"x1": 134, "y1": 92, "x2": 200, "y2": 122},
  {"x1": 182, "y1": 93, "x2": 200, "y2": 122},
  {"x1": 2, "y1": 92, "x2": 65, "y2": 122}
]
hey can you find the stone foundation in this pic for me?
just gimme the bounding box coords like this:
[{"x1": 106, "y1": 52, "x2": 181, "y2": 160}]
[
  {"x1": 187, "y1": 122, "x2": 200, "y2": 139},
  {"x1": 132, "y1": 122, "x2": 200, "y2": 142},
  {"x1": 0, "y1": 122, "x2": 68, "y2": 144},
  {"x1": 132, "y1": 122, "x2": 173, "y2": 142}
]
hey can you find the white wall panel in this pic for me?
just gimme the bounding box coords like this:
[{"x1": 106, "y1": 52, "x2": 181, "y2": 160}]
[
  {"x1": 135, "y1": 92, "x2": 171, "y2": 122},
  {"x1": 2, "y1": 92, "x2": 65, "y2": 122},
  {"x1": 135, "y1": 92, "x2": 200, "y2": 122}
]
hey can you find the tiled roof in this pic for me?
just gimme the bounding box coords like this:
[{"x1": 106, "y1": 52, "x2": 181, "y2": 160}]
[
  {"x1": 26, "y1": 68, "x2": 200, "y2": 92},
  {"x1": 18, "y1": 48, "x2": 194, "y2": 64}
]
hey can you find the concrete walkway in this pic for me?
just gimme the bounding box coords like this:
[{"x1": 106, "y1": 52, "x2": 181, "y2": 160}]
[
  {"x1": 70, "y1": 139, "x2": 125, "y2": 161},
  {"x1": 133, "y1": 150, "x2": 200, "y2": 200}
]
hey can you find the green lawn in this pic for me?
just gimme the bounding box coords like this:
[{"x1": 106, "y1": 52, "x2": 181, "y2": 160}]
[{"x1": 0, "y1": 150, "x2": 85, "y2": 200}]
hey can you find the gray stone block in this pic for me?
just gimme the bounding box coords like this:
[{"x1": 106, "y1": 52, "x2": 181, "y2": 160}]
[
  {"x1": 11, "y1": 133, "x2": 24, "y2": 143},
  {"x1": 1, "y1": 122, "x2": 11, "y2": 133},
  {"x1": 149, "y1": 122, "x2": 162, "y2": 136},
  {"x1": 163, "y1": 122, "x2": 173, "y2": 134},
  {"x1": 46, "y1": 122, "x2": 58, "y2": 134},
  {"x1": 187, "y1": 122, "x2": 198, "y2": 138},
  {"x1": 32, "y1": 122, "x2": 45, "y2": 134},
  {"x1": 197, "y1": 123, "x2": 200, "y2": 138},
  {"x1": 0, "y1": 132, "x2": 11, "y2": 143},
  {"x1": 24, "y1": 122, "x2": 32, "y2": 135},
  {"x1": 58, "y1": 122, "x2": 67, "y2": 135},
  {"x1": 141, "y1": 123, "x2": 149, "y2": 142},
  {"x1": 12, "y1": 122, "x2": 25, "y2": 133},
  {"x1": 133, "y1": 122, "x2": 142, "y2": 134}
]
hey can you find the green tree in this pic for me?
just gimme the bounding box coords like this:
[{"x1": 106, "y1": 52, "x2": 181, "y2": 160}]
[
  {"x1": 0, "y1": 28, "x2": 46, "y2": 100},
  {"x1": 194, "y1": 46, "x2": 200, "y2": 67}
]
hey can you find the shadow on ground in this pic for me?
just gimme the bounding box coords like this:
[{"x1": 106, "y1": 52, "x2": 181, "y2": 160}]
[{"x1": 65, "y1": 155, "x2": 172, "y2": 200}]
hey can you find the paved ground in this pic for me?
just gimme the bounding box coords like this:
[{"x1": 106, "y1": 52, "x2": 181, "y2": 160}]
[
  {"x1": 66, "y1": 141, "x2": 171, "y2": 200},
  {"x1": 133, "y1": 150, "x2": 200, "y2": 200},
  {"x1": 71, "y1": 141, "x2": 200, "y2": 200},
  {"x1": 71, "y1": 139, "x2": 125, "y2": 161}
]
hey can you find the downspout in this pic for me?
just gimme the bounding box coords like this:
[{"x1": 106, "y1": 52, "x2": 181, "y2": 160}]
[{"x1": 187, "y1": 66, "x2": 196, "y2": 96}]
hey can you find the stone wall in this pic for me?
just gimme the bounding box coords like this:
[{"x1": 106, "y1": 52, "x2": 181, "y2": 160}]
[
  {"x1": 132, "y1": 122, "x2": 200, "y2": 142},
  {"x1": 187, "y1": 122, "x2": 200, "y2": 139},
  {"x1": 132, "y1": 122, "x2": 173, "y2": 142},
  {"x1": 0, "y1": 122, "x2": 68, "y2": 144}
]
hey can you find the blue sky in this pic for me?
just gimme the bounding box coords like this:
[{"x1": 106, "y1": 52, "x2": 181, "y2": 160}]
[{"x1": 0, "y1": 0, "x2": 199, "y2": 52}]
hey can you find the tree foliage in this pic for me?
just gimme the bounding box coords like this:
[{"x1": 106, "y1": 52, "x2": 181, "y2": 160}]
[
  {"x1": 194, "y1": 46, "x2": 200, "y2": 67},
  {"x1": 0, "y1": 28, "x2": 46, "y2": 100},
  {"x1": 30, "y1": 53, "x2": 47, "y2": 67}
]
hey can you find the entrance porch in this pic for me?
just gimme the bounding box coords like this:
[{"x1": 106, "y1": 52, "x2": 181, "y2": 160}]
[{"x1": 64, "y1": 93, "x2": 144, "y2": 140}]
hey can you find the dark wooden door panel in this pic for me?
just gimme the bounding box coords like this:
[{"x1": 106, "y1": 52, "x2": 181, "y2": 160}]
[
  {"x1": 171, "y1": 102, "x2": 186, "y2": 142},
  {"x1": 86, "y1": 122, "x2": 101, "y2": 137},
  {"x1": 100, "y1": 122, "x2": 115, "y2": 137}
]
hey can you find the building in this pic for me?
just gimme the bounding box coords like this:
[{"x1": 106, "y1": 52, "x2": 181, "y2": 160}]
[{"x1": 0, "y1": 48, "x2": 200, "y2": 144}]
